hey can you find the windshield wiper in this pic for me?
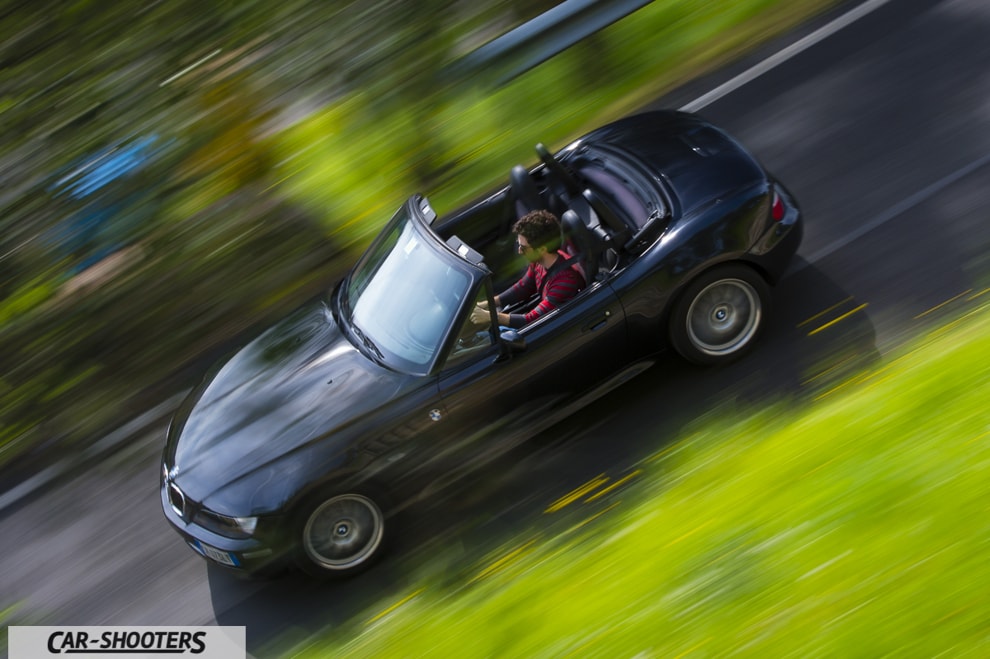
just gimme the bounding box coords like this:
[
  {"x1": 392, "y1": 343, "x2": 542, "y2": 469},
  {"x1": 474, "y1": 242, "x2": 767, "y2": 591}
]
[{"x1": 350, "y1": 323, "x2": 384, "y2": 361}]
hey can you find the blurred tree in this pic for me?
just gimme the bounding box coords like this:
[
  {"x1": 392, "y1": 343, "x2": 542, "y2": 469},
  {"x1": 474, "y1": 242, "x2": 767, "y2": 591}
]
[
  {"x1": 0, "y1": 0, "x2": 590, "y2": 470},
  {"x1": 0, "y1": 0, "x2": 532, "y2": 256}
]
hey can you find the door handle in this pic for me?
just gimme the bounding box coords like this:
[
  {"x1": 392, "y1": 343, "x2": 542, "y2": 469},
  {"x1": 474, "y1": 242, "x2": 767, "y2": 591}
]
[{"x1": 584, "y1": 309, "x2": 611, "y2": 332}]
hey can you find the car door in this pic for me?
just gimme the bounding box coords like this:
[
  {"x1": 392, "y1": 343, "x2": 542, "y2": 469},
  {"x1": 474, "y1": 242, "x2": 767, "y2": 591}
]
[{"x1": 431, "y1": 277, "x2": 628, "y2": 475}]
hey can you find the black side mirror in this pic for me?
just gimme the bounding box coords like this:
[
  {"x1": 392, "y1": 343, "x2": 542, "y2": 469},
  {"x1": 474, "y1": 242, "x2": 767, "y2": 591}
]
[{"x1": 499, "y1": 329, "x2": 527, "y2": 353}]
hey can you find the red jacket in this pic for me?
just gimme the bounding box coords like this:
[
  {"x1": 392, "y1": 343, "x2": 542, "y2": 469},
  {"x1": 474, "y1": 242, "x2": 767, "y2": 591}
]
[{"x1": 498, "y1": 250, "x2": 586, "y2": 328}]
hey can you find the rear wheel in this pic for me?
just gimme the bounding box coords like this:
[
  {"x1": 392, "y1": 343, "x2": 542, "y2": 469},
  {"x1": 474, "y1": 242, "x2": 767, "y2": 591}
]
[
  {"x1": 296, "y1": 491, "x2": 386, "y2": 578},
  {"x1": 669, "y1": 264, "x2": 770, "y2": 365}
]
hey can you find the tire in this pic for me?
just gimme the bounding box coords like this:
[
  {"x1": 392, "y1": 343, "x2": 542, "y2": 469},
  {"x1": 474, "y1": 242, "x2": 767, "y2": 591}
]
[
  {"x1": 295, "y1": 491, "x2": 387, "y2": 578},
  {"x1": 669, "y1": 264, "x2": 770, "y2": 366}
]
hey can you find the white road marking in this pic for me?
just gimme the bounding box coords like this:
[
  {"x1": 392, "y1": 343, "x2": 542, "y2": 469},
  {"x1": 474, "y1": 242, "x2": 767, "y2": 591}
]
[
  {"x1": 681, "y1": 0, "x2": 895, "y2": 112},
  {"x1": 800, "y1": 151, "x2": 990, "y2": 267},
  {"x1": 676, "y1": 0, "x2": 990, "y2": 269}
]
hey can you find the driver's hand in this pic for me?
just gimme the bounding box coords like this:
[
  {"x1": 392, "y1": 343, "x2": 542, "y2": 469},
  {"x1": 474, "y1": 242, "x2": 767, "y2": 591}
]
[{"x1": 470, "y1": 304, "x2": 490, "y2": 325}]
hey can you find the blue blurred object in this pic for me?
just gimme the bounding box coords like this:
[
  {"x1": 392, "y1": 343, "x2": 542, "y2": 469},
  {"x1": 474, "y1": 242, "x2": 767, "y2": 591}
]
[{"x1": 48, "y1": 135, "x2": 167, "y2": 273}]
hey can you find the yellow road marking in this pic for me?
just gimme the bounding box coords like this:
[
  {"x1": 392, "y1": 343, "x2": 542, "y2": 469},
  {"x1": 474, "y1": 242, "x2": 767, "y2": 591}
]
[
  {"x1": 647, "y1": 439, "x2": 691, "y2": 463},
  {"x1": 798, "y1": 296, "x2": 854, "y2": 327},
  {"x1": 664, "y1": 520, "x2": 713, "y2": 548},
  {"x1": 965, "y1": 430, "x2": 989, "y2": 446},
  {"x1": 933, "y1": 605, "x2": 970, "y2": 625},
  {"x1": 914, "y1": 289, "x2": 972, "y2": 319},
  {"x1": 923, "y1": 301, "x2": 989, "y2": 340},
  {"x1": 967, "y1": 287, "x2": 990, "y2": 301},
  {"x1": 674, "y1": 638, "x2": 711, "y2": 658},
  {"x1": 813, "y1": 370, "x2": 873, "y2": 400},
  {"x1": 545, "y1": 474, "x2": 609, "y2": 513},
  {"x1": 812, "y1": 309, "x2": 989, "y2": 398},
  {"x1": 564, "y1": 501, "x2": 623, "y2": 536},
  {"x1": 366, "y1": 588, "x2": 425, "y2": 625},
  {"x1": 472, "y1": 540, "x2": 537, "y2": 582},
  {"x1": 802, "y1": 353, "x2": 860, "y2": 386},
  {"x1": 804, "y1": 456, "x2": 839, "y2": 478},
  {"x1": 585, "y1": 469, "x2": 643, "y2": 503},
  {"x1": 808, "y1": 303, "x2": 869, "y2": 336},
  {"x1": 564, "y1": 626, "x2": 619, "y2": 657},
  {"x1": 862, "y1": 372, "x2": 900, "y2": 395}
]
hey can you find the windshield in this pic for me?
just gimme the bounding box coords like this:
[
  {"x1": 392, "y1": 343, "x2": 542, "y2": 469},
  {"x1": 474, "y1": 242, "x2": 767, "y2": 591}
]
[{"x1": 343, "y1": 204, "x2": 471, "y2": 373}]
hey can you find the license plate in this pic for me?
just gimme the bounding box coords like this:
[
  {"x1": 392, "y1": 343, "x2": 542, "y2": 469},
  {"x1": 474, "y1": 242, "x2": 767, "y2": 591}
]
[{"x1": 194, "y1": 541, "x2": 237, "y2": 567}]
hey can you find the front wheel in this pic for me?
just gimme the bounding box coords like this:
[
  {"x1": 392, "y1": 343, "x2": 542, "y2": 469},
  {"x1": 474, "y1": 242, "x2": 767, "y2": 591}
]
[
  {"x1": 669, "y1": 264, "x2": 770, "y2": 366},
  {"x1": 296, "y1": 492, "x2": 387, "y2": 578}
]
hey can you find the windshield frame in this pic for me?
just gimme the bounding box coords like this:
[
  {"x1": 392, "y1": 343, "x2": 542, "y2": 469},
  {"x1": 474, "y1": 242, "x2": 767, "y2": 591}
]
[{"x1": 337, "y1": 195, "x2": 490, "y2": 376}]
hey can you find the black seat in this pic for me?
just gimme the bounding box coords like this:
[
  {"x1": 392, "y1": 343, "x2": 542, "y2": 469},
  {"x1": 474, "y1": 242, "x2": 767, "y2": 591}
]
[
  {"x1": 582, "y1": 188, "x2": 631, "y2": 248},
  {"x1": 561, "y1": 209, "x2": 606, "y2": 283},
  {"x1": 510, "y1": 165, "x2": 545, "y2": 217}
]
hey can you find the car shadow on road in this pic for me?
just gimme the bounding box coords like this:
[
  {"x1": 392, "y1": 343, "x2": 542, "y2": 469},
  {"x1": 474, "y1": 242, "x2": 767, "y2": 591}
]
[{"x1": 210, "y1": 259, "x2": 880, "y2": 656}]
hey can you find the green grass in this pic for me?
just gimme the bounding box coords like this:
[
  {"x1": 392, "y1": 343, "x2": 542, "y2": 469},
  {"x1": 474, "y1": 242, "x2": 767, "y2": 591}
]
[{"x1": 289, "y1": 303, "x2": 990, "y2": 657}]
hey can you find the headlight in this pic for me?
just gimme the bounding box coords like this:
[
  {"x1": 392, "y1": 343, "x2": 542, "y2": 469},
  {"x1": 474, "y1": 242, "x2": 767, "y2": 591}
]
[{"x1": 194, "y1": 509, "x2": 259, "y2": 539}]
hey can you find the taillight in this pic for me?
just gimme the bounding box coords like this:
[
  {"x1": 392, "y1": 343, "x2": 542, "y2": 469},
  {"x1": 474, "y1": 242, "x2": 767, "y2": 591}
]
[{"x1": 771, "y1": 190, "x2": 785, "y2": 222}]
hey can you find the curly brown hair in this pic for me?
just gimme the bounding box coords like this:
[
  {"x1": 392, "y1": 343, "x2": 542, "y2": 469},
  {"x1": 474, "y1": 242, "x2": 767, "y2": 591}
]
[{"x1": 512, "y1": 209, "x2": 561, "y2": 251}]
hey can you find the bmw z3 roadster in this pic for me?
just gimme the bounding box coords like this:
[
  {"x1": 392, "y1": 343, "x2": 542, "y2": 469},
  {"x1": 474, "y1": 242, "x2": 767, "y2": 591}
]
[{"x1": 161, "y1": 110, "x2": 802, "y2": 577}]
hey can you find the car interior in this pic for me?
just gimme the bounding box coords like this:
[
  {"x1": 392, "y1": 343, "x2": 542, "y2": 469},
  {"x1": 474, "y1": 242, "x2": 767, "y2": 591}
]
[{"x1": 434, "y1": 143, "x2": 670, "y2": 323}]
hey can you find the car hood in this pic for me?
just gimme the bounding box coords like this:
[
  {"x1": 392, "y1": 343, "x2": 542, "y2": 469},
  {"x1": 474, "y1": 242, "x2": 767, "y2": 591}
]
[{"x1": 168, "y1": 303, "x2": 411, "y2": 501}]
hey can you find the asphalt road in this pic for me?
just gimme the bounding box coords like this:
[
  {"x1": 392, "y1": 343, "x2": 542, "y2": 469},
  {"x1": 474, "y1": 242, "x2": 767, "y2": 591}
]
[{"x1": 2, "y1": 0, "x2": 988, "y2": 656}]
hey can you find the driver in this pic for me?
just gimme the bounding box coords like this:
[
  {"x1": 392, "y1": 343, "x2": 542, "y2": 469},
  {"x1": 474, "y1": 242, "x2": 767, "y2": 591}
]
[{"x1": 471, "y1": 209, "x2": 585, "y2": 328}]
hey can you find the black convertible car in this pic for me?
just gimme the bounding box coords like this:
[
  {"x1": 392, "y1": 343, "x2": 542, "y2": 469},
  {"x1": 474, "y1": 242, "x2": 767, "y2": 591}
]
[{"x1": 161, "y1": 110, "x2": 801, "y2": 577}]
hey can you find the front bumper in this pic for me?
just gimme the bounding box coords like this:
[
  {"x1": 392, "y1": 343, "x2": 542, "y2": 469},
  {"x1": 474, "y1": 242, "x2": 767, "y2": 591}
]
[{"x1": 160, "y1": 483, "x2": 288, "y2": 573}]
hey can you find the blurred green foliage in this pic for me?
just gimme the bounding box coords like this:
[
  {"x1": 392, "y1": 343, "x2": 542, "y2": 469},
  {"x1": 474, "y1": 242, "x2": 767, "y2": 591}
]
[
  {"x1": 292, "y1": 301, "x2": 990, "y2": 657},
  {"x1": 0, "y1": 602, "x2": 25, "y2": 650},
  {"x1": 0, "y1": 0, "x2": 836, "y2": 472},
  {"x1": 278, "y1": 0, "x2": 838, "y2": 241}
]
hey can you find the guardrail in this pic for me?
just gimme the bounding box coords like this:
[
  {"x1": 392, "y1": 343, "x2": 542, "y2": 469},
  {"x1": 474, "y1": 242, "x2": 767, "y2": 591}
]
[{"x1": 447, "y1": 0, "x2": 653, "y2": 86}]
